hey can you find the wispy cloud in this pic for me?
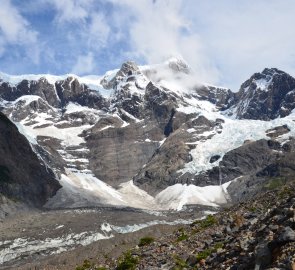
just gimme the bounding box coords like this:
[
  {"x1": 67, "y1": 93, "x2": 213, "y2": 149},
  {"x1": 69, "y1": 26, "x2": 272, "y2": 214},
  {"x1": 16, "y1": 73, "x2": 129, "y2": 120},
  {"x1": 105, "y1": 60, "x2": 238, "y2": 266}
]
[
  {"x1": 109, "y1": 0, "x2": 220, "y2": 83},
  {"x1": 1, "y1": 0, "x2": 295, "y2": 90},
  {"x1": 0, "y1": 0, "x2": 39, "y2": 62},
  {"x1": 88, "y1": 13, "x2": 111, "y2": 49},
  {"x1": 182, "y1": 0, "x2": 295, "y2": 89},
  {"x1": 71, "y1": 52, "x2": 96, "y2": 74},
  {"x1": 47, "y1": 0, "x2": 94, "y2": 23}
]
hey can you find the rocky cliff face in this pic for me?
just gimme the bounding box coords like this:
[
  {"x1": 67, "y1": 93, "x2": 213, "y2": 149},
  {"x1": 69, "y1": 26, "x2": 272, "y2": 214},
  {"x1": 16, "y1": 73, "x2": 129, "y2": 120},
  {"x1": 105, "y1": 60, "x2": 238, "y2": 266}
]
[
  {"x1": 229, "y1": 68, "x2": 295, "y2": 120},
  {"x1": 0, "y1": 112, "x2": 60, "y2": 208},
  {"x1": 1, "y1": 62, "x2": 295, "y2": 210}
]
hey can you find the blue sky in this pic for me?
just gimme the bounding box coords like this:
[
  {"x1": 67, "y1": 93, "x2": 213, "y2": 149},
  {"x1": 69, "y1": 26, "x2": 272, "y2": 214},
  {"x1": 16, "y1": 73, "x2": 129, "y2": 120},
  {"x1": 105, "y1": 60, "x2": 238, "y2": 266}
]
[{"x1": 0, "y1": 0, "x2": 295, "y2": 90}]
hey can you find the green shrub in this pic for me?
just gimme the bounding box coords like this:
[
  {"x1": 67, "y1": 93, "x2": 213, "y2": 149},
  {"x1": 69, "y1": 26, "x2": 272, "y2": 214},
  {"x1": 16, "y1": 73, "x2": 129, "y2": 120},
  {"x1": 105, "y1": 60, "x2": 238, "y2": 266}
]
[
  {"x1": 172, "y1": 255, "x2": 188, "y2": 270},
  {"x1": 116, "y1": 251, "x2": 139, "y2": 270},
  {"x1": 177, "y1": 232, "x2": 188, "y2": 242},
  {"x1": 192, "y1": 215, "x2": 217, "y2": 229},
  {"x1": 248, "y1": 206, "x2": 257, "y2": 212},
  {"x1": 138, "y1": 236, "x2": 154, "y2": 247},
  {"x1": 196, "y1": 248, "x2": 212, "y2": 261},
  {"x1": 265, "y1": 177, "x2": 286, "y2": 190},
  {"x1": 214, "y1": 242, "x2": 224, "y2": 249},
  {"x1": 278, "y1": 185, "x2": 293, "y2": 198},
  {"x1": 75, "y1": 260, "x2": 106, "y2": 270},
  {"x1": 201, "y1": 215, "x2": 217, "y2": 228}
]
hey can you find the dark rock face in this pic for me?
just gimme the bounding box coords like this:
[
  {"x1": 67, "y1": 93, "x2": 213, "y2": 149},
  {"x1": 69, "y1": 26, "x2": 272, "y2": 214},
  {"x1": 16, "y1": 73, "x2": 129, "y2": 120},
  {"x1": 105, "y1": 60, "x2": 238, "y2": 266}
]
[
  {"x1": 86, "y1": 121, "x2": 162, "y2": 187},
  {"x1": 101, "y1": 61, "x2": 140, "y2": 90},
  {"x1": 230, "y1": 68, "x2": 295, "y2": 120},
  {"x1": 0, "y1": 77, "x2": 108, "y2": 110},
  {"x1": 133, "y1": 128, "x2": 193, "y2": 195},
  {"x1": 266, "y1": 124, "x2": 290, "y2": 138},
  {"x1": 0, "y1": 78, "x2": 60, "y2": 107},
  {"x1": 210, "y1": 155, "x2": 221, "y2": 163},
  {"x1": 0, "y1": 112, "x2": 60, "y2": 207},
  {"x1": 192, "y1": 138, "x2": 295, "y2": 190},
  {"x1": 194, "y1": 85, "x2": 235, "y2": 109},
  {"x1": 144, "y1": 82, "x2": 179, "y2": 129},
  {"x1": 55, "y1": 77, "x2": 108, "y2": 109},
  {"x1": 6, "y1": 97, "x2": 57, "y2": 122},
  {"x1": 133, "y1": 116, "x2": 220, "y2": 195}
]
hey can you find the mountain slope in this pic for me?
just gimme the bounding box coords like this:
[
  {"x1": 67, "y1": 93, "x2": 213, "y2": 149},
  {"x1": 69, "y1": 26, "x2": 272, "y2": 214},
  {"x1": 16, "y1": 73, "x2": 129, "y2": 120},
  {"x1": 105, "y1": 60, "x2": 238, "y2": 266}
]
[
  {"x1": 86, "y1": 182, "x2": 295, "y2": 270},
  {"x1": 0, "y1": 112, "x2": 60, "y2": 210},
  {"x1": 1, "y1": 63, "x2": 295, "y2": 211}
]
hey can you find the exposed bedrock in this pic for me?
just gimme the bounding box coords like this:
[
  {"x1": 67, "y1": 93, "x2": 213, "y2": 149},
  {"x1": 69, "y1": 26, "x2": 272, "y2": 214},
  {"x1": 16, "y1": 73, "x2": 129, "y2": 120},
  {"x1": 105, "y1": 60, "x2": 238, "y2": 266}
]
[{"x1": 0, "y1": 112, "x2": 61, "y2": 208}]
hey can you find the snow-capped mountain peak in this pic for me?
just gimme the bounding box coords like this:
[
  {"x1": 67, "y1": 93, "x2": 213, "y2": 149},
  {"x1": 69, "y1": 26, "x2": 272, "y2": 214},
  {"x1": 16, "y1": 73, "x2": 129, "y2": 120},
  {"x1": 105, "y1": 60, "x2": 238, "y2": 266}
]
[{"x1": 2, "y1": 62, "x2": 295, "y2": 212}]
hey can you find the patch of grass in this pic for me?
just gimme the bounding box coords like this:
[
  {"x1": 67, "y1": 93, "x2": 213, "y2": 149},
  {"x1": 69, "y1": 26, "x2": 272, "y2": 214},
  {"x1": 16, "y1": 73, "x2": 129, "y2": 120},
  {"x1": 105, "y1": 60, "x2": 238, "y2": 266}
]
[
  {"x1": 264, "y1": 177, "x2": 286, "y2": 190},
  {"x1": 75, "y1": 260, "x2": 92, "y2": 270},
  {"x1": 178, "y1": 227, "x2": 185, "y2": 232},
  {"x1": 192, "y1": 215, "x2": 217, "y2": 229},
  {"x1": 138, "y1": 236, "x2": 154, "y2": 247},
  {"x1": 196, "y1": 248, "x2": 212, "y2": 261},
  {"x1": 177, "y1": 232, "x2": 188, "y2": 242},
  {"x1": 194, "y1": 242, "x2": 224, "y2": 263},
  {"x1": 75, "y1": 260, "x2": 106, "y2": 270},
  {"x1": 214, "y1": 242, "x2": 224, "y2": 250},
  {"x1": 116, "y1": 250, "x2": 139, "y2": 270},
  {"x1": 172, "y1": 255, "x2": 189, "y2": 270},
  {"x1": 248, "y1": 206, "x2": 257, "y2": 212},
  {"x1": 278, "y1": 185, "x2": 293, "y2": 199}
]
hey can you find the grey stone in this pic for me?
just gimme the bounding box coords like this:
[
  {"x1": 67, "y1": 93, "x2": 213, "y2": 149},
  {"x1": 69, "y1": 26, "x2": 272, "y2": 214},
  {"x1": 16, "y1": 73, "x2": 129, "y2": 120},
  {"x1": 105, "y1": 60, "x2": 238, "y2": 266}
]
[{"x1": 277, "y1": 227, "x2": 295, "y2": 242}]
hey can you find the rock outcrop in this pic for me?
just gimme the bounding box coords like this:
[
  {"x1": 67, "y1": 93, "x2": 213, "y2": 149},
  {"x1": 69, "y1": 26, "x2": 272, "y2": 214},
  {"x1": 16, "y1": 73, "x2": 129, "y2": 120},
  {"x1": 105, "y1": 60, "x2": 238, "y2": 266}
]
[
  {"x1": 229, "y1": 68, "x2": 295, "y2": 120},
  {"x1": 93, "y1": 182, "x2": 295, "y2": 269},
  {"x1": 0, "y1": 112, "x2": 60, "y2": 207}
]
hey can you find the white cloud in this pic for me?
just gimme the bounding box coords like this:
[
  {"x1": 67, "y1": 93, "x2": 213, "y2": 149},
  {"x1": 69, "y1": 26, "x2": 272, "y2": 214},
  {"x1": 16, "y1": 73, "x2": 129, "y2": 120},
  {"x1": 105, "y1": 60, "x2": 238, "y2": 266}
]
[
  {"x1": 0, "y1": 0, "x2": 39, "y2": 62},
  {"x1": 109, "y1": 0, "x2": 295, "y2": 89},
  {"x1": 48, "y1": 0, "x2": 94, "y2": 23},
  {"x1": 2, "y1": 0, "x2": 295, "y2": 90},
  {"x1": 88, "y1": 13, "x2": 111, "y2": 48},
  {"x1": 178, "y1": 0, "x2": 295, "y2": 90},
  {"x1": 47, "y1": 0, "x2": 111, "y2": 50},
  {"x1": 71, "y1": 53, "x2": 96, "y2": 74},
  {"x1": 110, "y1": 0, "x2": 220, "y2": 84}
]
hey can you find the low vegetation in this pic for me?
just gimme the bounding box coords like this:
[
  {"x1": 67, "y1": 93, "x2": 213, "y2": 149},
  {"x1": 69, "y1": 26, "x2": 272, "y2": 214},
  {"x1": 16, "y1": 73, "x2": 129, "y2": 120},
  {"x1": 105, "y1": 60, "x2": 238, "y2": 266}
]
[
  {"x1": 192, "y1": 214, "x2": 217, "y2": 229},
  {"x1": 138, "y1": 236, "x2": 154, "y2": 247},
  {"x1": 264, "y1": 177, "x2": 286, "y2": 190},
  {"x1": 196, "y1": 242, "x2": 224, "y2": 262},
  {"x1": 75, "y1": 260, "x2": 107, "y2": 270},
  {"x1": 172, "y1": 255, "x2": 189, "y2": 270},
  {"x1": 177, "y1": 232, "x2": 189, "y2": 242},
  {"x1": 196, "y1": 248, "x2": 212, "y2": 261},
  {"x1": 116, "y1": 250, "x2": 139, "y2": 270}
]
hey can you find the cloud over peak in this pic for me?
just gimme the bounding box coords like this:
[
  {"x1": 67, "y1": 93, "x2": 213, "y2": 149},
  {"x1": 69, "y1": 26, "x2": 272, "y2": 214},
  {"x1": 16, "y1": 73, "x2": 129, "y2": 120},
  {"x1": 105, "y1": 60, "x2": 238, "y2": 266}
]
[{"x1": 1, "y1": 0, "x2": 295, "y2": 90}]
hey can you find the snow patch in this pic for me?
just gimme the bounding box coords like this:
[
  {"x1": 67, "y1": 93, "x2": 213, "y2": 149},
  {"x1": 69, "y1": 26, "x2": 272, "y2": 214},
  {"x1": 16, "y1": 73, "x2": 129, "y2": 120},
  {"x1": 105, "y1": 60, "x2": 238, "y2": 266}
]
[
  {"x1": 180, "y1": 115, "x2": 295, "y2": 175},
  {"x1": 0, "y1": 231, "x2": 111, "y2": 265},
  {"x1": 255, "y1": 78, "x2": 272, "y2": 91},
  {"x1": 65, "y1": 102, "x2": 98, "y2": 114},
  {"x1": 155, "y1": 182, "x2": 231, "y2": 211}
]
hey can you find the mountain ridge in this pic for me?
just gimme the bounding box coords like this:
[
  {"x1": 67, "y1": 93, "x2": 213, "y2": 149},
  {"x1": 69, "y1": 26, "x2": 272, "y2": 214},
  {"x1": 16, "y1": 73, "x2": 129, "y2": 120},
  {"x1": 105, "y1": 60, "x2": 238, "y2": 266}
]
[{"x1": 1, "y1": 62, "x2": 295, "y2": 212}]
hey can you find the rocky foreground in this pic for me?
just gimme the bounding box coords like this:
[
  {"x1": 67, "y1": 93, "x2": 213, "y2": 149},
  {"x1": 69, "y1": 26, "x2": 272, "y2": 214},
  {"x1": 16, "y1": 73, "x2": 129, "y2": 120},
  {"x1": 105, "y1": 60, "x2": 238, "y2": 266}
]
[{"x1": 75, "y1": 182, "x2": 295, "y2": 270}]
